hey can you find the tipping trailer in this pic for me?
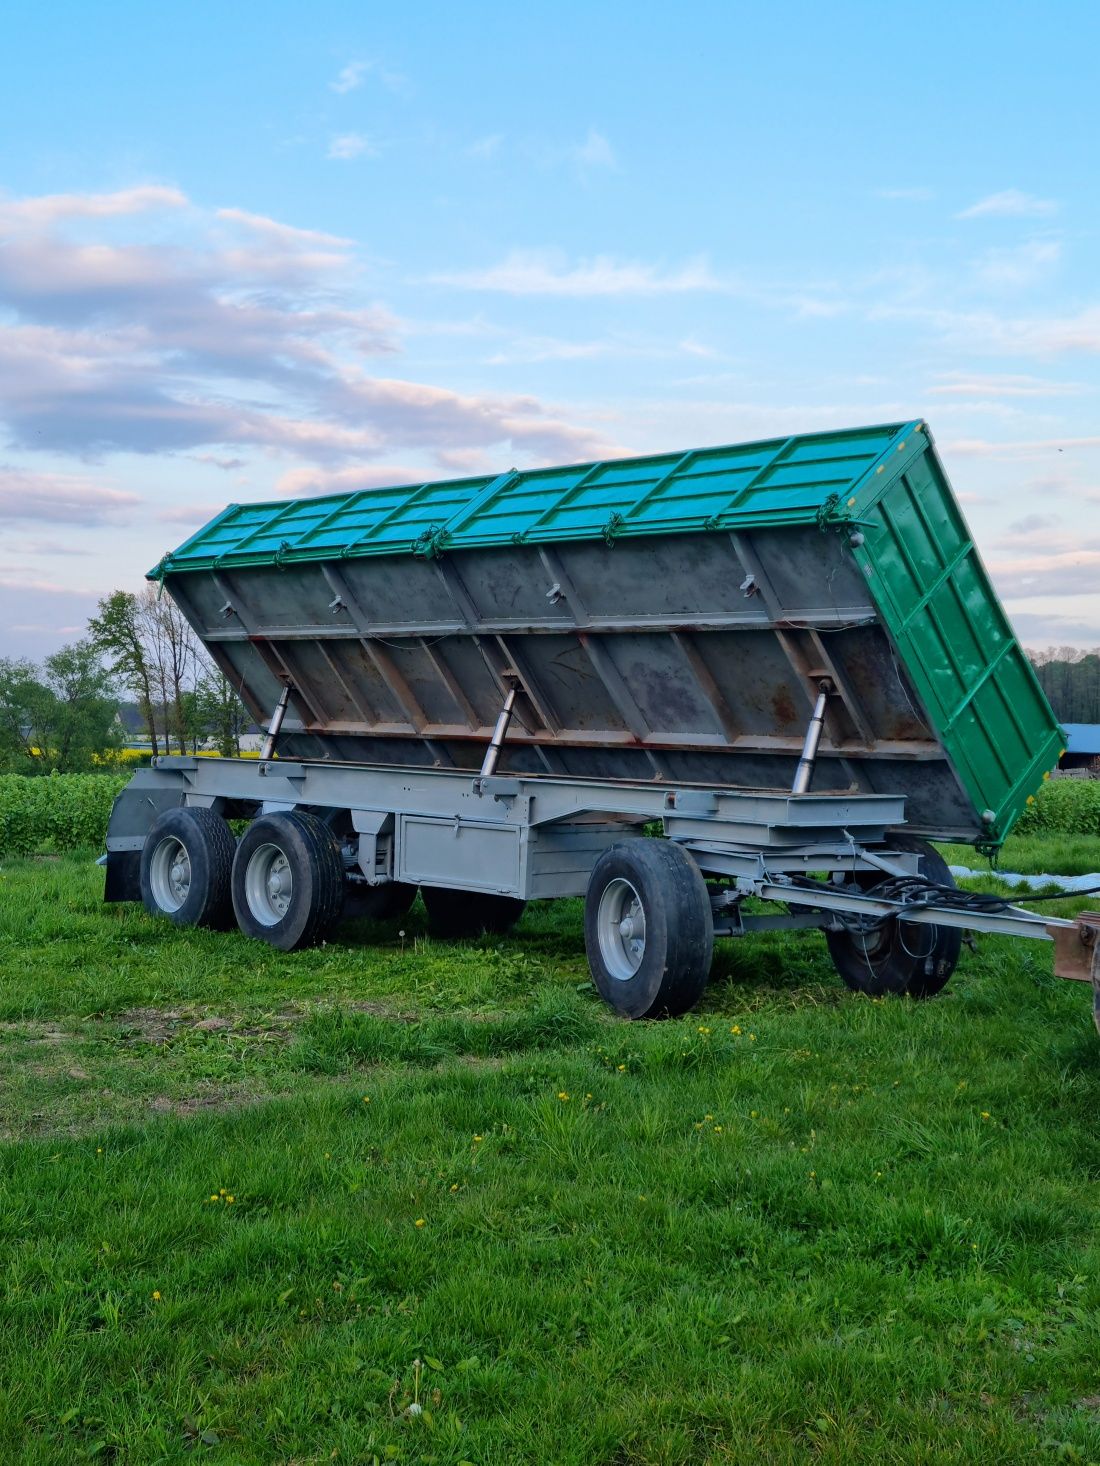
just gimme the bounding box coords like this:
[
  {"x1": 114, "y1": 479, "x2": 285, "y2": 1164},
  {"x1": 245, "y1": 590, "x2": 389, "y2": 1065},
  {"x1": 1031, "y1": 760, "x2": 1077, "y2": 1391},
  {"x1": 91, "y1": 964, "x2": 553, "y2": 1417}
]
[{"x1": 105, "y1": 420, "x2": 1097, "y2": 1020}]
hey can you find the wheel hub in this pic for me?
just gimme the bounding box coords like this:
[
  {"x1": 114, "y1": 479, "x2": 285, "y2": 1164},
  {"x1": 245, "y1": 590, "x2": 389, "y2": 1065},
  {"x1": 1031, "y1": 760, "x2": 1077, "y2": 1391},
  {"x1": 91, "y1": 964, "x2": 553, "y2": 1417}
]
[
  {"x1": 149, "y1": 836, "x2": 191, "y2": 913},
  {"x1": 245, "y1": 844, "x2": 294, "y2": 925},
  {"x1": 597, "y1": 877, "x2": 647, "y2": 980}
]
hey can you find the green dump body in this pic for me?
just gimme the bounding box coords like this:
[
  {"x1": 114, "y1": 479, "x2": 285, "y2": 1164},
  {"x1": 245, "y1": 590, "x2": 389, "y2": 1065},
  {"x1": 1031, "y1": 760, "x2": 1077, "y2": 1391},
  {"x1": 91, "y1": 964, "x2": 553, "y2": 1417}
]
[{"x1": 155, "y1": 420, "x2": 1062, "y2": 847}]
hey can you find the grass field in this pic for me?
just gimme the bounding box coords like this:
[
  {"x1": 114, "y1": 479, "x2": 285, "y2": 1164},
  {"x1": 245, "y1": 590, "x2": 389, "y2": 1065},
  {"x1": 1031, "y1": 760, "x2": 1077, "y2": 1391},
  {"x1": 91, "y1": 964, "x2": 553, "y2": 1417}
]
[{"x1": 2, "y1": 839, "x2": 1100, "y2": 1464}]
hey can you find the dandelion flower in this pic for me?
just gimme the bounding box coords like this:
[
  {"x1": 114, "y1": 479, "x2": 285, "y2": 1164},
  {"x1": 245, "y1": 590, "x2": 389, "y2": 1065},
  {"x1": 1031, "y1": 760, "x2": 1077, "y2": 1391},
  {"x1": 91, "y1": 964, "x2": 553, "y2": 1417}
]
[
  {"x1": 473, "y1": 1135, "x2": 483, "y2": 1142},
  {"x1": 730, "y1": 1025, "x2": 741, "y2": 1035},
  {"x1": 226, "y1": 1196, "x2": 235, "y2": 1204},
  {"x1": 557, "y1": 1091, "x2": 570, "y2": 1101},
  {"x1": 981, "y1": 1111, "x2": 991, "y2": 1120},
  {"x1": 617, "y1": 1064, "x2": 626, "y2": 1072},
  {"x1": 152, "y1": 1290, "x2": 161, "y2": 1301},
  {"x1": 414, "y1": 1218, "x2": 426, "y2": 1228}
]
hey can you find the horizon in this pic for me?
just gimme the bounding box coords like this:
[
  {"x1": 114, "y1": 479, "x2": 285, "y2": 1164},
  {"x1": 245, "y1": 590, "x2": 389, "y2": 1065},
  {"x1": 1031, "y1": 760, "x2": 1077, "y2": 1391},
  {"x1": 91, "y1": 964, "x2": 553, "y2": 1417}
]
[{"x1": 2, "y1": 0, "x2": 1098, "y2": 658}]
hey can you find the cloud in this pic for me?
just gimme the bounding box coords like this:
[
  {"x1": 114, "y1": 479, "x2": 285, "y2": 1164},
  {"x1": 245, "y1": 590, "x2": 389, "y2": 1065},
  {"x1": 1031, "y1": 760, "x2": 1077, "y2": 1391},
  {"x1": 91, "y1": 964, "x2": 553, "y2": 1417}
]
[
  {"x1": 877, "y1": 187, "x2": 934, "y2": 201},
  {"x1": 215, "y1": 207, "x2": 351, "y2": 249},
  {"x1": 927, "y1": 372, "x2": 1083, "y2": 399},
  {"x1": 321, "y1": 372, "x2": 613, "y2": 459},
  {"x1": 327, "y1": 133, "x2": 377, "y2": 161},
  {"x1": 330, "y1": 60, "x2": 367, "y2": 94},
  {"x1": 10, "y1": 539, "x2": 91, "y2": 558},
  {"x1": 0, "y1": 580, "x2": 105, "y2": 658},
  {"x1": 884, "y1": 302, "x2": 1100, "y2": 356},
  {"x1": 974, "y1": 238, "x2": 1061, "y2": 289},
  {"x1": 328, "y1": 58, "x2": 407, "y2": 96},
  {"x1": 0, "y1": 467, "x2": 141, "y2": 524},
  {"x1": 187, "y1": 453, "x2": 246, "y2": 471},
  {"x1": 479, "y1": 331, "x2": 728, "y2": 367},
  {"x1": 275, "y1": 463, "x2": 425, "y2": 496},
  {"x1": 944, "y1": 435, "x2": 1100, "y2": 458},
  {"x1": 988, "y1": 549, "x2": 1100, "y2": 599},
  {"x1": 1004, "y1": 513, "x2": 1062, "y2": 536},
  {"x1": 426, "y1": 250, "x2": 726, "y2": 297},
  {"x1": 432, "y1": 447, "x2": 499, "y2": 474},
  {"x1": 957, "y1": 189, "x2": 1058, "y2": 219},
  {"x1": 0, "y1": 185, "x2": 187, "y2": 232},
  {"x1": 0, "y1": 185, "x2": 609, "y2": 473},
  {"x1": 155, "y1": 502, "x2": 232, "y2": 524},
  {"x1": 1014, "y1": 611, "x2": 1100, "y2": 647},
  {"x1": 574, "y1": 129, "x2": 616, "y2": 168},
  {"x1": 467, "y1": 133, "x2": 503, "y2": 159}
]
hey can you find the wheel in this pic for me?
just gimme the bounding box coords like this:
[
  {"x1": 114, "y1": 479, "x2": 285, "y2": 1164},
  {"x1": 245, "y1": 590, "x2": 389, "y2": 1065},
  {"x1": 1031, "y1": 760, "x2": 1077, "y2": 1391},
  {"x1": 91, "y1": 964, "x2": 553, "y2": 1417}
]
[
  {"x1": 825, "y1": 833, "x2": 963, "y2": 998},
  {"x1": 140, "y1": 807, "x2": 235, "y2": 929},
  {"x1": 343, "y1": 881, "x2": 419, "y2": 923},
  {"x1": 584, "y1": 840, "x2": 714, "y2": 1019},
  {"x1": 231, "y1": 811, "x2": 345, "y2": 951},
  {"x1": 422, "y1": 887, "x2": 525, "y2": 939}
]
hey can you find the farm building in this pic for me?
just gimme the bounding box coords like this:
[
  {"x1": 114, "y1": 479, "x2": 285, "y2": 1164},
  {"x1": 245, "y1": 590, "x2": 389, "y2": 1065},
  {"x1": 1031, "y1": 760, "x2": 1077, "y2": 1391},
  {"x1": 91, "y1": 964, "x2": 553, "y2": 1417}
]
[{"x1": 1059, "y1": 724, "x2": 1100, "y2": 774}]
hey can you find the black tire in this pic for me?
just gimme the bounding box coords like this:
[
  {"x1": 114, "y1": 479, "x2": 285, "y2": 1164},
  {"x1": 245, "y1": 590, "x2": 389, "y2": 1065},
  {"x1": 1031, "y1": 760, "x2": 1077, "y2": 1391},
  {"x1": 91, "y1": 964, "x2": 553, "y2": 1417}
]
[
  {"x1": 584, "y1": 840, "x2": 714, "y2": 1019},
  {"x1": 231, "y1": 811, "x2": 345, "y2": 952},
  {"x1": 343, "y1": 881, "x2": 419, "y2": 924},
  {"x1": 140, "y1": 807, "x2": 236, "y2": 929},
  {"x1": 825, "y1": 833, "x2": 962, "y2": 999},
  {"x1": 422, "y1": 887, "x2": 526, "y2": 939}
]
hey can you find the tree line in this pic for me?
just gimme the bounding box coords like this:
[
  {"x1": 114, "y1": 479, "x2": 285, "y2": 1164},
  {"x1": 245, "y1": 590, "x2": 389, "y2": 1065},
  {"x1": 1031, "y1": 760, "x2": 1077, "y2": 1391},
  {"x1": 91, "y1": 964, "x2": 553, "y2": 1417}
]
[
  {"x1": 0, "y1": 588, "x2": 250, "y2": 773},
  {"x1": 1028, "y1": 649, "x2": 1100, "y2": 726},
  {"x1": 2, "y1": 600, "x2": 1098, "y2": 776}
]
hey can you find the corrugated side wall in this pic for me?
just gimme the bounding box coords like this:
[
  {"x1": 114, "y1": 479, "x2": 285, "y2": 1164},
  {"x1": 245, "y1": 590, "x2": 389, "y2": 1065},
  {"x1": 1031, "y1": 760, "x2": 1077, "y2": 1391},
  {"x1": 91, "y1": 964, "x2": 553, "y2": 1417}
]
[{"x1": 853, "y1": 440, "x2": 1063, "y2": 842}]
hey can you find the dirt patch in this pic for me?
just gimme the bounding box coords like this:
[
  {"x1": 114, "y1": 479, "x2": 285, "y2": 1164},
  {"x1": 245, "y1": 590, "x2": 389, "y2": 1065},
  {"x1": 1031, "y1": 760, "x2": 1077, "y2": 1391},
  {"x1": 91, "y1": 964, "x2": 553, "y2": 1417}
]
[
  {"x1": 147, "y1": 1086, "x2": 265, "y2": 1117},
  {"x1": 0, "y1": 1022, "x2": 71, "y2": 1045},
  {"x1": 113, "y1": 1007, "x2": 186, "y2": 1044},
  {"x1": 112, "y1": 1006, "x2": 303, "y2": 1045},
  {"x1": 345, "y1": 1000, "x2": 424, "y2": 1023}
]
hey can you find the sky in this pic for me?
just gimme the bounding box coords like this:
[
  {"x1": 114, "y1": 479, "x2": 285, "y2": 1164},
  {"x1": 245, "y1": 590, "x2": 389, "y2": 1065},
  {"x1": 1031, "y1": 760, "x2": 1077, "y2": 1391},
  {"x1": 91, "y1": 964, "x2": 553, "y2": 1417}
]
[{"x1": 1, "y1": 0, "x2": 1099, "y2": 659}]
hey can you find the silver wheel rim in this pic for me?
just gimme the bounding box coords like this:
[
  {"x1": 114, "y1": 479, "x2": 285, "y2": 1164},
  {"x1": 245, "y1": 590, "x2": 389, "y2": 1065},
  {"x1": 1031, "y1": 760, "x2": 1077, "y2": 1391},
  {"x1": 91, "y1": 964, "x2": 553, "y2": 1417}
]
[
  {"x1": 597, "y1": 877, "x2": 647, "y2": 980},
  {"x1": 149, "y1": 836, "x2": 191, "y2": 913},
  {"x1": 244, "y1": 842, "x2": 294, "y2": 926}
]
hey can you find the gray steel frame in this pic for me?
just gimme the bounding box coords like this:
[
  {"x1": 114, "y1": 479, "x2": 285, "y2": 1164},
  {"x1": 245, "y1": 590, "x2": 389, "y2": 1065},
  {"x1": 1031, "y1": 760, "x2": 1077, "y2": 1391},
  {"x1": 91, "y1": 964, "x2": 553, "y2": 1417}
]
[{"x1": 105, "y1": 756, "x2": 1072, "y2": 946}]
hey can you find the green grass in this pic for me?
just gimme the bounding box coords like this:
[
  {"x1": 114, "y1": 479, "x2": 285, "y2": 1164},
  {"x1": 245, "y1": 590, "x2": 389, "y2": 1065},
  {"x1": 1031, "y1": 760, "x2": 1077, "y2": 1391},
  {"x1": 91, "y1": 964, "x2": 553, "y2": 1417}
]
[
  {"x1": 935, "y1": 832, "x2": 1100, "y2": 882},
  {"x1": 2, "y1": 847, "x2": 1100, "y2": 1463}
]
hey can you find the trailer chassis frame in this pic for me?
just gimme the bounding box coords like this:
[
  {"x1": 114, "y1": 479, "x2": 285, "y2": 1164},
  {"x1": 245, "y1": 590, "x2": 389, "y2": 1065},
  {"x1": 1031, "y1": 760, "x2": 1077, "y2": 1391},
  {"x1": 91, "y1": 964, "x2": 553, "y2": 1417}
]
[{"x1": 105, "y1": 755, "x2": 1075, "y2": 951}]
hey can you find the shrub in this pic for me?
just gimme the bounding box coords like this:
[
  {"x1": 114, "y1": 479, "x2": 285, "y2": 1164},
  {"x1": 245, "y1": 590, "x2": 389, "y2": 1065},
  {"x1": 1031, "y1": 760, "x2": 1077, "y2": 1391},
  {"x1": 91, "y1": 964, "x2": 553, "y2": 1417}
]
[
  {"x1": 1013, "y1": 778, "x2": 1100, "y2": 837},
  {"x1": 0, "y1": 773, "x2": 129, "y2": 855}
]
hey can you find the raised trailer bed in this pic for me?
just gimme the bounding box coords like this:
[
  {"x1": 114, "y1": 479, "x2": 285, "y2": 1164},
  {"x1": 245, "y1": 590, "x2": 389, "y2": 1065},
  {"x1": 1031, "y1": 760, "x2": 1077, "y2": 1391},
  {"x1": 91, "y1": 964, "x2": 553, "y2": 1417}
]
[{"x1": 105, "y1": 420, "x2": 1081, "y2": 1019}]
